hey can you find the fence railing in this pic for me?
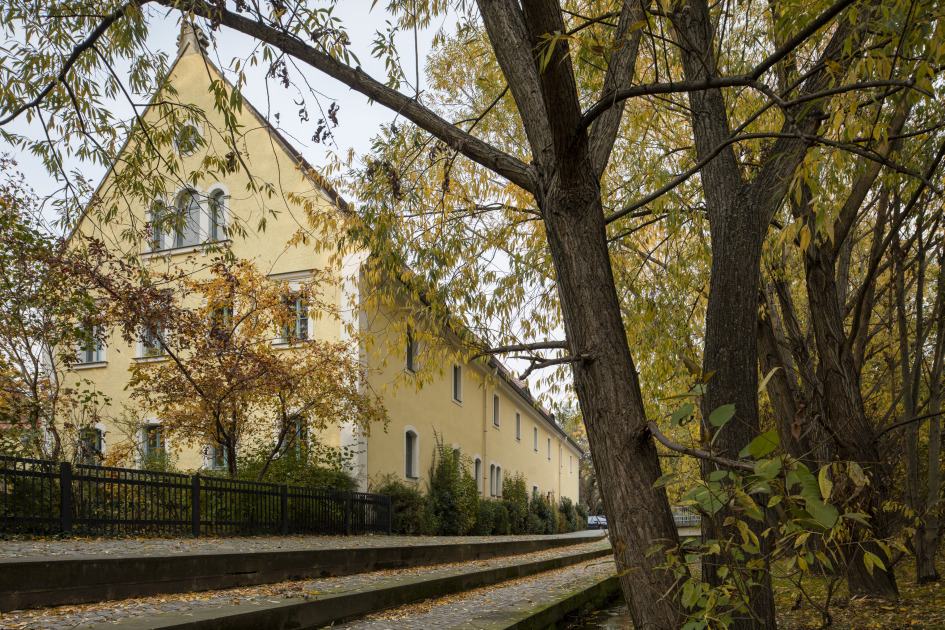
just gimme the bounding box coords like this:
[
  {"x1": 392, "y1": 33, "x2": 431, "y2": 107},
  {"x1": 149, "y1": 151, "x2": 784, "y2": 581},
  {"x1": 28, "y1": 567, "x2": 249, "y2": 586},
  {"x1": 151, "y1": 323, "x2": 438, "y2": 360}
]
[
  {"x1": 671, "y1": 505, "x2": 702, "y2": 527},
  {"x1": 0, "y1": 455, "x2": 390, "y2": 537}
]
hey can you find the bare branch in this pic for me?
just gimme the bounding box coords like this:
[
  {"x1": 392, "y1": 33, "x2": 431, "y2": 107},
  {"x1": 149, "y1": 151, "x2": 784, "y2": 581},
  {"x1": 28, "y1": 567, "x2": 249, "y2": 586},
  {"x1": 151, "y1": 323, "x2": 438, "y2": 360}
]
[{"x1": 648, "y1": 421, "x2": 756, "y2": 472}]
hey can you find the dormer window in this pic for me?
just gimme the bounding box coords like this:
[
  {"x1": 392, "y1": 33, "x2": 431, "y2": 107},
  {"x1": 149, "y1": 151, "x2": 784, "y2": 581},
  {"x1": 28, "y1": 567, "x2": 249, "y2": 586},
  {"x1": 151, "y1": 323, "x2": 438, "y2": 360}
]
[{"x1": 175, "y1": 123, "x2": 202, "y2": 157}]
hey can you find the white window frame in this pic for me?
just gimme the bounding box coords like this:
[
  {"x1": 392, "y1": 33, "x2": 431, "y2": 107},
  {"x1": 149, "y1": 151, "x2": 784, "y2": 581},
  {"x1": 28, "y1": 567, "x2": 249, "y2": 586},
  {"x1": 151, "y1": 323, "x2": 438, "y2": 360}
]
[
  {"x1": 547, "y1": 437, "x2": 551, "y2": 460},
  {"x1": 77, "y1": 423, "x2": 107, "y2": 465},
  {"x1": 473, "y1": 455, "x2": 483, "y2": 494},
  {"x1": 139, "y1": 419, "x2": 165, "y2": 468},
  {"x1": 137, "y1": 326, "x2": 167, "y2": 359},
  {"x1": 515, "y1": 412, "x2": 521, "y2": 441},
  {"x1": 533, "y1": 426, "x2": 538, "y2": 452},
  {"x1": 75, "y1": 325, "x2": 106, "y2": 366},
  {"x1": 492, "y1": 394, "x2": 500, "y2": 428},
  {"x1": 404, "y1": 425, "x2": 420, "y2": 480},
  {"x1": 405, "y1": 328, "x2": 417, "y2": 372},
  {"x1": 452, "y1": 364, "x2": 463, "y2": 404}
]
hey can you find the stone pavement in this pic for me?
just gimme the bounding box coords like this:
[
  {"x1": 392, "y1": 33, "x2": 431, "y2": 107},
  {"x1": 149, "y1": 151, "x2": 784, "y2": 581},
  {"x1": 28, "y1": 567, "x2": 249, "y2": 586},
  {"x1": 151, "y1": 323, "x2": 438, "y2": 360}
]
[
  {"x1": 0, "y1": 530, "x2": 601, "y2": 560},
  {"x1": 0, "y1": 537, "x2": 612, "y2": 629},
  {"x1": 332, "y1": 556, "x2": 617, "y2": 630}
]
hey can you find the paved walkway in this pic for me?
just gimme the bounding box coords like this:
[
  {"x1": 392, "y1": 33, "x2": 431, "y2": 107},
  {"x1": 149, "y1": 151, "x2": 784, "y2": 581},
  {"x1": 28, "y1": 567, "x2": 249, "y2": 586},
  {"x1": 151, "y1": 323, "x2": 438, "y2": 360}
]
[
  {"x1": 0, "y1": 537, "x2": 611, "y2": 629},
  {"x1": 0, "y1": 530, "x2": 602, "y2": 560},
  {"x1": 333, "y1": 557, "x2": 616, "y2": 629}
]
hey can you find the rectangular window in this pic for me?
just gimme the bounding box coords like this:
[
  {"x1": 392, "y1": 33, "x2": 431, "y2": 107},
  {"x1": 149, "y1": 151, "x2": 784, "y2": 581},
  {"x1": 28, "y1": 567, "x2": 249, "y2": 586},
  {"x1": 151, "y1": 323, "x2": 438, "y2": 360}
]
[
  {"x1": 78, "y1": 427, "x2": 103, "y2": 465},
  {"x1": 283, "y1": 295, "x2": 308, "y2": 341},
  {"x1": 145, "y1": 425, "x2": 164, "y2": 455},
  {"x1": 452, "y1": 365, "x2": 462, "y2": 402},
  {"x1": 492, "y1": 394, "x2": 500, "y2": 427},
  {"x1": 210, "y1": 304, "x2": 233, "y2": 340},
  {"x1": 141, "y1": 328, "x2": 165, "y2": 357},
  {"x1": 533, "y1": 427, "x2": 538, "y2": 451},
  {"x1": 78, "y1": 326, "x2": 103, "y2": 364},
  {"x1": 210, "y1": 443, "x2": 228, "y2": 470},
  {"x1": 283, "y1": 414, "x2": 307, "y2": 454},
  {"x1": 547, "y1": 438, "x2": 551, "y2": 460},
  {"x1": 570, "y1": 455, "x2": 573, "y2": 473},
  {"x1": 405, "y1": 330, "x2": 417, "y2": 372},
  {"x1": 515, "y1": 412, "x2": 521, "y2": 441}
]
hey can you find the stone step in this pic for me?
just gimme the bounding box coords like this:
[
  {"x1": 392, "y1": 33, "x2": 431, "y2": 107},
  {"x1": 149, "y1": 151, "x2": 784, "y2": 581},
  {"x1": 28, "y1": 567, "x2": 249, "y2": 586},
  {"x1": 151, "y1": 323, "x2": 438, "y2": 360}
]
[
  {"x1": 0, "y1": 532, "x2": 604, "y2": 612},
  {"x1": 78, "y1": 541, "x2": 614, "y2": 630}
]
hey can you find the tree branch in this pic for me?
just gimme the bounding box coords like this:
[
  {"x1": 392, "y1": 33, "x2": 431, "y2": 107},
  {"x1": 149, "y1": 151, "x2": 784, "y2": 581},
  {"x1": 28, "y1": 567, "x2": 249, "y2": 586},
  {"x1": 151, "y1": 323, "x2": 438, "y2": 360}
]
[
  {"x1": 156, "y1": 0, "x2": 539, "y2": 194},
  {"x1": 648, "y1": 421, "x2": 756, "y2": 472}
]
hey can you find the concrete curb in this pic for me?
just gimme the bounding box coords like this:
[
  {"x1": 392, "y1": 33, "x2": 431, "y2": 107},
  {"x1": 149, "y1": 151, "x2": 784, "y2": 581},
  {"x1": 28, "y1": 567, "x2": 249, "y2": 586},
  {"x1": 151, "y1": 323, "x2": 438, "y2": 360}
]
[
  {"x1": 473, "y1": 574, "x2": 621, "y2": 630},
  {"x1": 0, "y1": 533, "x2": 604, "y2": 612},
  {"x1": 88, "y1": 546, "x2": 613, "y2": 629}
]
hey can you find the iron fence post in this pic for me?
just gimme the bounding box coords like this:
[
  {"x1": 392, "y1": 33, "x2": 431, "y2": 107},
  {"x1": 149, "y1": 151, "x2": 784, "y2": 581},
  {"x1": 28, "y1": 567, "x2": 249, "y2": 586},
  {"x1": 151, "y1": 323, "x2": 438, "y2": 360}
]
[
  {"x1": 59, "y1": 461, "x2": 72, "y2": 534},
  {"x1": 344, "y1": 493, "x2": 351, "y2": 536},
  {"x1": 280, "y1": 484, "x2": 288, "y2": 535},
  {"x1": 191, "y1": 473, "x2": 201, "y2": 537},
  {"x1": 387, "y1": 494, "x2": 392, "y2": 535}
]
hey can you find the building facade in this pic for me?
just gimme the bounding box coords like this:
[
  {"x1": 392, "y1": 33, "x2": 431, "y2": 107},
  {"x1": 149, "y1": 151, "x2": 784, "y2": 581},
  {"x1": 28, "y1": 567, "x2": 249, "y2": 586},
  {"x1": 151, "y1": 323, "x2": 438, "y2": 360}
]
[{"x1": 66, "y1": 26, "x2": 581, "y2": 501}]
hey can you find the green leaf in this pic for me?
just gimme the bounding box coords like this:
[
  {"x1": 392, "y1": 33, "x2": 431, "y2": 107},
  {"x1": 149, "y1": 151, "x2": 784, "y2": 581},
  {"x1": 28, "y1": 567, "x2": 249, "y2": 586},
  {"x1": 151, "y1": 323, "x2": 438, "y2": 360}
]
[
  {"x1": 753, "y1": 457, "x2": 782, "y2": 481},
  {"x1": 806, "y1": 499, "x2": 839, "y2": 528},
  {"x1": 841, "y1": 512, "x2": 870, "y2": 527},
  {"x1": 818, "y1": 465, "x2": 833, "y2": 501},
  {"x1": 746, "y1": 430, "x2": 779, "y2": 458},
  {"x1": 671, "y1": 402, "x2": 695, "y2": 427},
  {"x1": 709, "y1": 404, "x2": 736, "y2": 427}
]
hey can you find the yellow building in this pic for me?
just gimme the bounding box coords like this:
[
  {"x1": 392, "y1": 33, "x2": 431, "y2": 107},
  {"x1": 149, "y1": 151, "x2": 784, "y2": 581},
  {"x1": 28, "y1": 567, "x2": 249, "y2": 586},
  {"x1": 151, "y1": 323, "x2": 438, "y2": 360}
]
[{"x1": 66, "y1": 25, "x2": 582, "y2": 501}]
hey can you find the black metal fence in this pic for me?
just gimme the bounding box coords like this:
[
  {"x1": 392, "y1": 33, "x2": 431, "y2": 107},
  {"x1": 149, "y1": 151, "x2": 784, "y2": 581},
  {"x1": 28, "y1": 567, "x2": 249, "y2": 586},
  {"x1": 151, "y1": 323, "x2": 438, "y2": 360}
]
[{"x1": 0, "y1": 455, "x2": 390, "y2": 537}]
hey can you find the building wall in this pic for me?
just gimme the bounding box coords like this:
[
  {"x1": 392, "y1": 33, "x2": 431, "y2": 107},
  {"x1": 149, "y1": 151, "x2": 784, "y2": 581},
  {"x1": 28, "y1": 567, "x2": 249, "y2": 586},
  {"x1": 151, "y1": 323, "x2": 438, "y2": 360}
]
[{"x1": 64, "y1": 42, "x2": 582, "y2": 502}]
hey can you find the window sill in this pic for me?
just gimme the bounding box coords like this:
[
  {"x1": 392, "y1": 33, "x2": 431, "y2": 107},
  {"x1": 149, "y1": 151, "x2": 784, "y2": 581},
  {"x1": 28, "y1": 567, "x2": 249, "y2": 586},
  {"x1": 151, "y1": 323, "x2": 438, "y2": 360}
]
[
  {"x1": 73, "y1": 361, "x2": 107, "y2": 370},
  {"x1": 403, "y1": 475, "x2": 419, "y2": 483},
  {"x1": 272, "y1": 339, "x2": 309, "y2": 348},
  {"x1": 492, "y1": 423, "x2": 500, "y2": 430},
  {"x1": 142, "y1": 240, "x2": 232, "y2": 260},
  {"x1": 452, "y1": 398, "x2": 463, "y2": 407},
  {"x1": 134, "y1": 355, "x2": 169, "y2": 364}
]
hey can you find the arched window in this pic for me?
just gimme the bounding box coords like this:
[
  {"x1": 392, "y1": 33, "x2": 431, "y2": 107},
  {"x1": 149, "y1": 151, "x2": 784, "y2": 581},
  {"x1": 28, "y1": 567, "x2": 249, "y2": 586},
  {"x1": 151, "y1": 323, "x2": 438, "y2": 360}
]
[
  {"x1": 150, "y1": 202, "x2": 165, "y2": 251},
  {"x1": 78, "y1": 425, "x2": 104, "y2": 465},
  {"x1": 405, "y1": 428, "x2": 419, "y2": 478},
  {"x1": 209, "y1": 189, "x2": 227, "y2": 241},
  {"x1": 489, "y1": 464, "x2": 496, "y2": 497},
  {"x1": 495, "y1": 465, "x2": 502, "y2": 498},
  {"x1": 175, "y1": 190, "x2": 201, "y2": 248}
]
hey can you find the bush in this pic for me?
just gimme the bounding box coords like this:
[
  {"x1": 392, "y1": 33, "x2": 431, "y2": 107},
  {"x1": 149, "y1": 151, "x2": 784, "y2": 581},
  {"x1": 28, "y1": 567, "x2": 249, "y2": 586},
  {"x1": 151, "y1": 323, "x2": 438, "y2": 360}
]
[
  {"x1": 559, "y1": 496, "x2": 580, "y2": 532},
  {"x1": 428, "y1": 435, "x2": 478, "y2": 535},
  {"x1": 236, "y1": 442, "x2": 357, "y2": 491},
  {"x1": 576, "y1": 502, "x2": 589, "y2": 527},
  {"x1": 474, "y1": 499, "x2": 496, "y2": 535},
  {"x1": 528, "y1": 490, "x2": 559, "y2": 534},
  {"x1": 370, "y1": 474, "x2": 437, "y2": 535},
  {"x1": 502, "y1": 472, "x2": 529, "y2": 534},
  {"x1": 491, "y1": 501, "x2": 511, "y2": 535}
]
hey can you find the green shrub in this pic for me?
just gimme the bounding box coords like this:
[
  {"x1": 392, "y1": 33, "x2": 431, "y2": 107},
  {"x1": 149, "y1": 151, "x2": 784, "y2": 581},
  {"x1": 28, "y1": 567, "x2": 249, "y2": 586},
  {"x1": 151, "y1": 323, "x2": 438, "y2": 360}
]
[
  {"x1": 370, "y1": 474, "x2": 437, "y2": 535},
  {"x1": 528, "y1": 490, "x2": 558, "y2": 534},
  {"x1": 502, "y1": 472, "x2": 529, "y2": 534},
  {"x1": 559, "y1": 496, "x2": 580, "y2": 532},
  {"x1": 474, "y1": 499, "x2": 496, "y2": 535},
  {"x1": 576, "y1": 502, "x2": 589, "y2": 528},
  {"x1": 236, "y1": 442, "x2": 356, "y2": 491},
  {"x1": 428, "y1": 435, "x2": 478, "y2": 535},
  {"x1": 491, "y1": 501, "x2": 511, "y2": 535}
]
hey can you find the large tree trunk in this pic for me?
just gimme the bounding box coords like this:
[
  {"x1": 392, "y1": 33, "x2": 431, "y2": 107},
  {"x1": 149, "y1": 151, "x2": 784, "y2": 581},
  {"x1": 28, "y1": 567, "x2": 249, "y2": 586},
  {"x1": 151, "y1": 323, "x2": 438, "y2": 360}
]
[
  {"x1": 541, "y1": 176, "x2": 683, "y2": 628},
  {"x1": 803, "y1": 230, "x2": 899, "y2": 598},
  {"x1": 701, "y1": 188, "x2": 777, "y2": 630}
]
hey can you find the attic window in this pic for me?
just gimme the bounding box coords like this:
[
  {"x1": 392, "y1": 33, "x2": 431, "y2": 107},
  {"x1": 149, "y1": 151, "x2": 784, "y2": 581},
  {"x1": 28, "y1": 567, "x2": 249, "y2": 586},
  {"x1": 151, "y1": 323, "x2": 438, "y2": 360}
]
[{"x1": 175, "y1": 123, "x2": 202, "y2": 157}]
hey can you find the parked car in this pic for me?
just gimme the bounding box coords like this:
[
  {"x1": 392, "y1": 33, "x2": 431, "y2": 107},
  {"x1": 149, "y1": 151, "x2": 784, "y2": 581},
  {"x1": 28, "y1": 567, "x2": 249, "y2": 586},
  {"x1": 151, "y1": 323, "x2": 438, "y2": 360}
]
[{"x1": 586, "y1": 515, "x2": 608, "y2": 530}]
